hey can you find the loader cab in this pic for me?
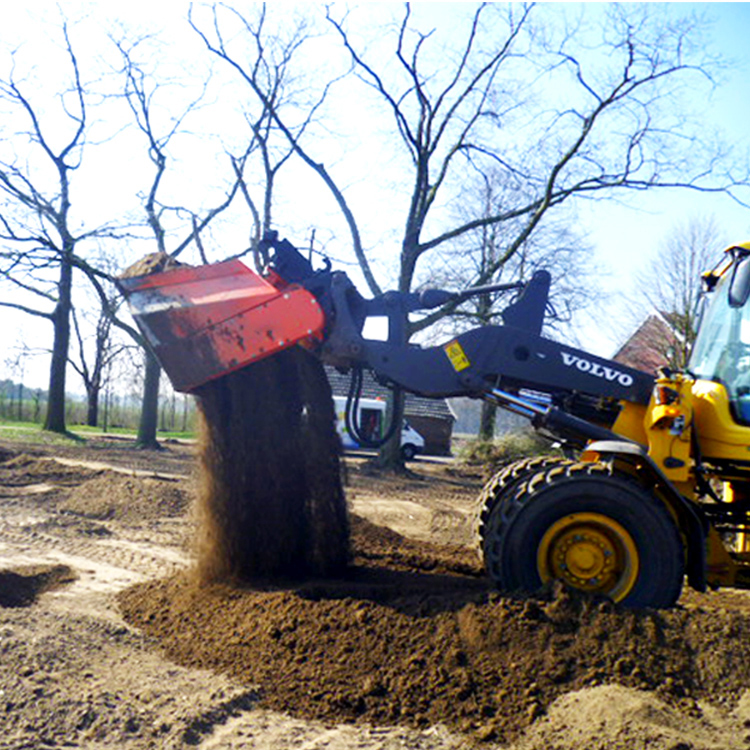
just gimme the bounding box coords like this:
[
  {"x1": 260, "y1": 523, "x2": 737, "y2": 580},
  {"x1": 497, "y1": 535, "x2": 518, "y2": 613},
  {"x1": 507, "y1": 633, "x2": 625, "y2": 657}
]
[{"x1": 690, "y1": 245, "x2": 750, "y2": 425}]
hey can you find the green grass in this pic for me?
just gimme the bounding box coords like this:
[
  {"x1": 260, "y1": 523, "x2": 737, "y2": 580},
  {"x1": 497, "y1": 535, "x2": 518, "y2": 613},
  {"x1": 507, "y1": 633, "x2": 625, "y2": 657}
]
[
  {"x1": 69, "y1": 424, "x2": 195, "y2": 440},
  {"x1": 70, "y1": 424, "x2": 133, "y2": 436},
  {"x1": 0, "y1": 419, "x2": 37, "y2": 429},
  {"x1": 0, "y1": 423, "x2": 85, "y2": 447},
  {"x1": 0, "y1": 420, "x2": 195, "y2": 444}
]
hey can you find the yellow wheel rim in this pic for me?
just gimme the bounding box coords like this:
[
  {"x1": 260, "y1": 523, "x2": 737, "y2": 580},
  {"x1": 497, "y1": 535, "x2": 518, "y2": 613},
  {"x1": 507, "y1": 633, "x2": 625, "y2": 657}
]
[{"x1": 537, "y1": 512, "x2": 639, "y2": 602}]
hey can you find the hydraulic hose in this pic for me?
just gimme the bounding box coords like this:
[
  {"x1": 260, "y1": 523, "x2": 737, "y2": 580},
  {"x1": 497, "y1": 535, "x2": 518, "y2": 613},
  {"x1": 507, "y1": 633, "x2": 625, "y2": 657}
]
[{"x1": 344, "y1": 366, "x2": 400, "y2": 449}]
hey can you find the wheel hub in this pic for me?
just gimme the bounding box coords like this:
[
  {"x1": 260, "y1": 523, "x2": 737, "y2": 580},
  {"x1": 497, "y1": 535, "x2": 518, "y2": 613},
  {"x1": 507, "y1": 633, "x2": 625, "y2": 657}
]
[{"x1": 537, "y1": 512, "x2": 639, "y2": 601}]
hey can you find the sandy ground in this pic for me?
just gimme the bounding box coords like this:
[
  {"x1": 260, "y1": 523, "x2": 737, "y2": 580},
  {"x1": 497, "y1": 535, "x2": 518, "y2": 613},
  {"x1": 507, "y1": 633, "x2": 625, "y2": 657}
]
[{"x1": 2, "y1": 436, "x2": 750, "y2": 749}]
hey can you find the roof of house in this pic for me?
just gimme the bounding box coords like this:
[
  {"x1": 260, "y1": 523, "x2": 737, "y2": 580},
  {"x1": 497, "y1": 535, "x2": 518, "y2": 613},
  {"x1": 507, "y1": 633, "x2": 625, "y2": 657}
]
[
  {"x1": 612, "y1": 314, "x2": 675, "y2": 374},
  {"x1": 325, "y1": 366, "x2": 455, "y2": 422}
]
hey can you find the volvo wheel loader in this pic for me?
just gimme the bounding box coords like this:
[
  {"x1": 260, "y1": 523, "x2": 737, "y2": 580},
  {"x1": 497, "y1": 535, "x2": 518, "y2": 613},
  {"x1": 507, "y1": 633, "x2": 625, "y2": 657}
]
[{"x1": 119, "y1": 233, "x2": 750, "y2": 609}]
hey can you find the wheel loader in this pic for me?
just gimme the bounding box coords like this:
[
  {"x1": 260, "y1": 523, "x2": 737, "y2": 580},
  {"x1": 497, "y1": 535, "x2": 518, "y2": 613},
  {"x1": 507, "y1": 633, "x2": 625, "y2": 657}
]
[{"x1": 119, "y1": 233, "x2": 750, "y2": 609}]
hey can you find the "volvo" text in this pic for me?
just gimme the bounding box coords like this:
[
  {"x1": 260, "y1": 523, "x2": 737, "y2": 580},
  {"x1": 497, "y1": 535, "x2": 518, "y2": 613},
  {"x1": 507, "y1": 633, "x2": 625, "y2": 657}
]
[{"x1": 560, "y1": 353, "x2": 634, "y2": 387}]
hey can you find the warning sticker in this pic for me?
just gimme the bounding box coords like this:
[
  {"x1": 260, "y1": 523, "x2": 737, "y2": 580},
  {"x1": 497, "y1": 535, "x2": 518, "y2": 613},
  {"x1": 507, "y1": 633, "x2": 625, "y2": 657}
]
[{"x1": 444, "y1": 340, "x2": 471, "y2": 372}]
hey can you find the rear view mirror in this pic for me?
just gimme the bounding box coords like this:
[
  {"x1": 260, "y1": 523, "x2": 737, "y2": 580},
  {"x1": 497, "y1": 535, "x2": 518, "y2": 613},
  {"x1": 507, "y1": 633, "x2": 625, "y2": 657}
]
[{"x1": 729, "y1": 253, "x2": 750, "y2": 308}]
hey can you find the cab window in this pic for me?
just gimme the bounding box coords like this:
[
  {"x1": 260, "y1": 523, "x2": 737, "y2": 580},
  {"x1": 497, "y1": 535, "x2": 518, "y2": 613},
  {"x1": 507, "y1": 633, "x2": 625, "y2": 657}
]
[{"x1": 690, "y1": 273, "x2": 750, "y2": 423}]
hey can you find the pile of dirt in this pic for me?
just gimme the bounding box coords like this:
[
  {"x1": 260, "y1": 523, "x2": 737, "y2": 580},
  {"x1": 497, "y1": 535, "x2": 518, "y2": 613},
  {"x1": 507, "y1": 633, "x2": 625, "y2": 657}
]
[
  {"x1": 193, "y1": 347, "x2": 349, "y2": 583},
  {"x1": 513, "y1": 683, "x2": 750, "y2": 750},
  {"x1": 60, "y1": 474, "x2": 189, "y2": 522},
  {"x1": 0, "y1": 435, "x2": 195, "y2": 478},
  {"x1": 0, "y1": 564, "x2": 76, "y2": 607},
  {"x1": 349, "y1": 514, "x2": 482, "y2": 577},
  {"x1": 118, "y1": 514, "x2": 750, "y2": 744},
  {"x1": 0, "y1": 452, "x2": 102, "y2": 488}
]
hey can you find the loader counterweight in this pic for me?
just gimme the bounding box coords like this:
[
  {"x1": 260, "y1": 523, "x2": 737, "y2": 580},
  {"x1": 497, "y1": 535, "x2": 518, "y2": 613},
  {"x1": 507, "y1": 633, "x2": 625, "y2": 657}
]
[{"x1": 119, "y1": 258, "x2": 326, "y2": 392}]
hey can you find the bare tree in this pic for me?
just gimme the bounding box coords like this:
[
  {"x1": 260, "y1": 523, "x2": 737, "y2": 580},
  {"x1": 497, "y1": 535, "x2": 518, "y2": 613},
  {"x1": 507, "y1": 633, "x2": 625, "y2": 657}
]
[
  {"x1": 112, "y1": 35, "x2": 248, "y2": 448},
  {"x1": 423, "y1": 170, "x2": 598, "y2": 439},
  {"x1": 0, "y1": 23, "x2": 113, "y2": 433},
  {"x1": 326, "y1": 3, "x2": 744, "y2": 312},
  {"x1": 3, "y1": 343, "x2": 36, "y2": 422},
  {"x1": 424, "y1": 171, "x2": 597, "y2": 336},
  {"x1": 623, "y1": 216, "x2": 727, "y2": 370},
  {"x1": 188, "y1": 5, "x2": 358, "y2": 271},
  {"x1": 220, "y1": 7, "x2": 315, "y2": 268},
  {"x1": 193, "y1": 3, "x2": 748, "y2": 468},
  {"x1": 69, "y1": 280, "x2": 128, "y2": 427}
]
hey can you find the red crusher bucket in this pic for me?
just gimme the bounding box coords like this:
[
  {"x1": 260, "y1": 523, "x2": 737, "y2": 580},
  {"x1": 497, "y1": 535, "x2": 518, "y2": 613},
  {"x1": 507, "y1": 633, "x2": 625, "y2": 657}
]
[{"x1": 119, "y1": 259, "x2": 326, "y2": 392}]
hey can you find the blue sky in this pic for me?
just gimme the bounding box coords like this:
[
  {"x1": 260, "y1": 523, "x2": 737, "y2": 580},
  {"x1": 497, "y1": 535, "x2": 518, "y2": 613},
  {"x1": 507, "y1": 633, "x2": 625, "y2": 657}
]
[
  {"x1": 578, "y1": 2, "x2": 750, "y2": 354},
  {"x1": 2, "y1": 2, "x2": 750, "y2": 389}
]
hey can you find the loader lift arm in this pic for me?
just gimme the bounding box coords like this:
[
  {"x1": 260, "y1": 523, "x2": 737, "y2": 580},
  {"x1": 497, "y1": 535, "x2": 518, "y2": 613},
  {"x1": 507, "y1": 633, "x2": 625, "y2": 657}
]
[
  {"x1": 119, "y1": 232, "x2": 654, "y2": 447},
  {"x1": 261, "y1": 233, "x2": 655, "y2": 449}
]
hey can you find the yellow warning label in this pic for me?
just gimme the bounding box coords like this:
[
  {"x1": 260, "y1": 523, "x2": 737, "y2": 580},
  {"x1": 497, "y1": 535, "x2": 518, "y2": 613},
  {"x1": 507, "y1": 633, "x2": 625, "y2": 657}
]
[{"x1": 444, "y1": 340, "x2": 471, "y2": 372}]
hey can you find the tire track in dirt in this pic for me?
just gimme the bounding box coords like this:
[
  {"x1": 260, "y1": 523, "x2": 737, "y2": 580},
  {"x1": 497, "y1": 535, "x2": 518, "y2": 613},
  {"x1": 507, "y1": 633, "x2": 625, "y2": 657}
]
[
  {"x1": 0, "y1": 496, "x2": 187, "y2": 597},
  {"x1": 0, "y1": 447, "x2": 468, "y2": 749}
]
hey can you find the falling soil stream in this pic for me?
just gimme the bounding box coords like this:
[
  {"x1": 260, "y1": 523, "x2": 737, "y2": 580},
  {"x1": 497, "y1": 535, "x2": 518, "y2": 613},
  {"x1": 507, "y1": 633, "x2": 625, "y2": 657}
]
[{"x1": 191, "y1": 347, "x2": 349, "y2": 583}]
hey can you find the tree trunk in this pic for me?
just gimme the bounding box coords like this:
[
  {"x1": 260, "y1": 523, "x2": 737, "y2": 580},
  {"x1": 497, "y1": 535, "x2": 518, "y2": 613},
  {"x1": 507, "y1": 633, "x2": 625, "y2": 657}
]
[
  {"x1": 102, "y1": 387, "x2": 110, "y2": 432},
  {"x1": 479, "y1": 400, "x2": 497, "y2": 441},
  {"x1": 86, "y1": 383, "x2": 100, "y2": 427},
  {"x1": 376, "y1": 298, "x2": 408, "y2": 471},
  {"x1": 376, "y1": 388, "x2": 406, "y2": 472},
  {"x1": 136, "y1": 348, "x2": 161, "y2": 449},
  {"x1": 44, "y1": 258, "x2": 73, "y2": 433}
]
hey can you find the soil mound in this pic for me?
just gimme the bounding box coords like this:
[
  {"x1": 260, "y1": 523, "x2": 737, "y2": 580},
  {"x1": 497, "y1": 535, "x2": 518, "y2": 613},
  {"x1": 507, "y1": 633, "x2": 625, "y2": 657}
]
[
  {"x1": 350, "y1": 514, "x2": 482, "y2": 576},
  {"x1": 513, "y1": 683, "x2": 744, "y2": 750},
  {"x1": 118, "y1": 515, "x2": 750, "y2": 744},
  {"x1": 0, "y1": 453, "x2": 101, "y2": 487},
  {"x1": 60, "y1": 474, "x2": 189, "y2": 522},
  {"x1": 0, "y1": 564, "x2": 76, "y2": 607}
]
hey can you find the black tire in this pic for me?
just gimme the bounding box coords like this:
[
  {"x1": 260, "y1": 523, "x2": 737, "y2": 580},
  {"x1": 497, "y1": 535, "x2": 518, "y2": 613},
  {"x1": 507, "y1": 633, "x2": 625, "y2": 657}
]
[
  {"x1": 475, "y1": 455, "x2": 569, "y2": 549},
  {"x1": 481, "y1": 462, "x2": 685, "y2": 609},
  {"x1": 401, "y1": 444, "x2": 417, "y2": 461}
]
